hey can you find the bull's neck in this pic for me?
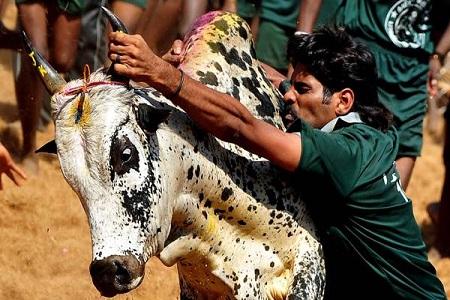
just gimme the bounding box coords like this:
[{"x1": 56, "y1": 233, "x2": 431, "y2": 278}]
[
  {"x1": 158, "y1": 123, "x2": 306, "y2": 299},
  {"x1": 171, "y1": 133, "x2": 282, "y2": 241}
]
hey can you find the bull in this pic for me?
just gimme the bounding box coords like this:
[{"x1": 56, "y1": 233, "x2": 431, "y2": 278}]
[{"x1": 23, "y1": 8, "x2": 325, "y2": 300}]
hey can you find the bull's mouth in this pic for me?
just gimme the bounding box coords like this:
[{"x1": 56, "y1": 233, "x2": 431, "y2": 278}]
[{"x1": 90, "y1": 255, "x2": 145, "y2": 297}]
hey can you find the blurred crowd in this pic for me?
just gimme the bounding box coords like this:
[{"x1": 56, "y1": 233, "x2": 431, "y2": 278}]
[{"x1": 0, "y1": 0, "x2": 449, "y2": 260}]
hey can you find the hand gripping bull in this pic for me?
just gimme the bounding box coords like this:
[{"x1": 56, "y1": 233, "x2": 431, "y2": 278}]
[{"x1": 23, "y1": 8, "x2": 325, "y2": 300}]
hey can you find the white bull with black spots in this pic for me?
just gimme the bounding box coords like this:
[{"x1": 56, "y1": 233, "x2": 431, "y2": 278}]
[{"x1": 24, "y1": 8, "x2": 325, "y2": 300}]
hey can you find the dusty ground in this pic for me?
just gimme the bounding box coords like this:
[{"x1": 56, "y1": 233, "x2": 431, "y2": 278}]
[{"x1": 0, "y1": 2, "x2": 449, "y2": 299}]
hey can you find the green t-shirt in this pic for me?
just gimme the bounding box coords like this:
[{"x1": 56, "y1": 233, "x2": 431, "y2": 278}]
[
  {"x1": 237, "y1": 0, "x2": 300, "y2": 29},
  {"x1": 288, "y1": 117, "x2": 446, "y2": 299},
  {"x1": 318, "y1": 0, "x2": 433, "y2": 55},
  {"x1": 317, "y1": 0, "x2": 433, "y2": 157}
]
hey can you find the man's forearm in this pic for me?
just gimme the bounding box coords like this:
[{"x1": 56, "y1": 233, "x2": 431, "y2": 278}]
[
  {"x1": 436, "y1": 21, "x2": 450, "y2": 56},
  {"x1": 167, "y1": 66, "x2": 257, "y2": 144},
  {"x1": 296, "y1": 0, "x2": 322, "y2": 33}
]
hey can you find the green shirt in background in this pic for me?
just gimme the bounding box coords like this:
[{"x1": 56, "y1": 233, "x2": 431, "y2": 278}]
[
  {"x1": 288, "y1": 117, "x2": 446, "y2": 299},
  {"x1": 317, "y1": 0, "x2": 433, "y2": 157},
  {"x1": 16, "y1": 0, "x2": 85, "y2": 15},
  {"x1": 236, "y1": 0, "x2": 301, "y2": 71},
  {"x1": 237, "y1": 0, "x2": 300, "y2": 29}
]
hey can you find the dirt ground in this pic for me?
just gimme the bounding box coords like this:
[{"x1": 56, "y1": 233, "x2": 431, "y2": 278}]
[{"x1": 0, "y1": 2, "x2": 449, "y2": 299}]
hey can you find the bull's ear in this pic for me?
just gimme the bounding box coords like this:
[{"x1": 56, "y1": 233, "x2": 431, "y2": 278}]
[
  {"x1": 35, "y1": 140, "x2": 57, "y2": 154},
  {"x1": 137, "y1": 104, "x2": 171, "y2": 133}
]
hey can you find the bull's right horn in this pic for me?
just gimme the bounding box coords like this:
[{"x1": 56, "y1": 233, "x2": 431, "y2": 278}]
[
  {"x1": 101, "y1": 6, "x2": 130, "y2": 83},
  {"x1": 20, "y1": 31, "x2": 67, "y2": 95},
  {"x1": 101, "y1": 6, "x2": 129, "y2": 34}
]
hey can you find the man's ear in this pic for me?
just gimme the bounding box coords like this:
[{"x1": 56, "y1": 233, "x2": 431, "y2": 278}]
[{"x1": 335, "y1": 88, "x2": 354, "y2": 115}]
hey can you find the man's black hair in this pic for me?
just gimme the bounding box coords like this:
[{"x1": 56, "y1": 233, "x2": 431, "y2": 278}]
[{"x1": 287, "y1": 27, "x2": 393, "y2": 132}]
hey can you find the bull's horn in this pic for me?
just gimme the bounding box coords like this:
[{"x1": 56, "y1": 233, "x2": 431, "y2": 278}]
[
  {"x1": 20, "y1": 31, "x2": 67, "y2": 95},
  {"x1": 101, "y1": 6, "x2": 130, "y2": 83},
  {"x1": 101, "y1": 6, "x2": 129, "y2": 34}
]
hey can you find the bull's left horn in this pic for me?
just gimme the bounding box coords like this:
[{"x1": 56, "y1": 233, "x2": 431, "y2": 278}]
[{"x1": 20, "y1": 31, "x2": 67, "y2": 95}]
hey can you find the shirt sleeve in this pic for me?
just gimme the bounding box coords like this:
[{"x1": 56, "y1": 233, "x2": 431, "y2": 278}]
[{"x1": 294, "y1": 120, "x2": 365, "y2": 197}]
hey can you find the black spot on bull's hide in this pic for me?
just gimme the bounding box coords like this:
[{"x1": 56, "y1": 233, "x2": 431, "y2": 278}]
[
  {"x1": 238, "y1": 24, "x2": 248, "y2": 40},
  {"x1": 221, "y1": 187, "x2": 233, "y2": 201},
  {"x1": 187, "y1": 166, "x2": 194, "y2": 180},
  {"x1": 241, "y1": 51, "x2": 252, "y2": 65},
  {"x1": 196, "y1": 71, "x2": 219, "y2": 87},
  {"x1": 213, "y1": 19, "x2": 230, "y2": 35},
  {"x1": 207, "y1": 41, "x2": 248, "y2": 71},
  {"x1": 121, "y1": 181, "x2": 152, "y2": 228},
  {"x1": 241, "y1": 77, "x2": 275, "y2": 118}
]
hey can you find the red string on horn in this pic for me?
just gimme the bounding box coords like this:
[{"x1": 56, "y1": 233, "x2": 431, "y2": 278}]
[{"x1": 75, "y1": 65, "x2": 91, "y2": 123}]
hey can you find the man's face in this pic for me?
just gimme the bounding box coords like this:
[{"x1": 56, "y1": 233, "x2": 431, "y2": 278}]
[{"x1": 283, "y1": 64, "x2": 339, "y2": 129}]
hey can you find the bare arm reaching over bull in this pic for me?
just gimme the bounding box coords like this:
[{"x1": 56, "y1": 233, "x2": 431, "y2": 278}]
[{"x1": 109, "y1": 32, "x2": 302, "y2": 172}]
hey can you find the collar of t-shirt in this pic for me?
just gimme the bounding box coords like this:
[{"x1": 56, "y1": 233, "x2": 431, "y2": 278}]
[{"x1": 320, "y1": 112, "x2": 363, "y2": 133}]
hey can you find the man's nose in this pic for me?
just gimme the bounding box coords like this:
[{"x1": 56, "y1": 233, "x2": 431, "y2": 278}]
[{"x1": 283, "y1": 88, "x2": 296, "y2": 105}]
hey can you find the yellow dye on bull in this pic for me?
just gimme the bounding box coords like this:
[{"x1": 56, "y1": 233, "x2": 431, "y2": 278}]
[
  {"x1": 203, "y1": 13, "x2": 241, "y2": 39},
  {"x1": 203, "y1": 210, "x2": 219, "y2": 238},
  {"x1": 68, "y1": 94, "x2": 92, "y2": 127}
]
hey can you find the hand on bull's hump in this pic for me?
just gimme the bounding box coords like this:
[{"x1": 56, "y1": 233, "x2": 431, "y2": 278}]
[{"x1": 108, "y1": 32, "x2": 183, "y2": 98}]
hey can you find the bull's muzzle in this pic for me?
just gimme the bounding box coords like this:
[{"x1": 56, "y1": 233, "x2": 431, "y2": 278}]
[{"x1": 89, "y1": 255, "x2": 144, "y2": 297}]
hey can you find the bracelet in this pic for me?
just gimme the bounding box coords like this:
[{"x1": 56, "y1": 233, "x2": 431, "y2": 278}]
[
  {"x1": 278, "y1": 79, "x2": 292, "y2": 95},
  {"x1": 431, "y1": 52, "x2": 445, "y2": 64},
  {"x1": 170, "y1": 69, "x2": 184, "y2": 99},
  {"x1": 294, "y1": 31, "x2": 309, "y2": 36}
]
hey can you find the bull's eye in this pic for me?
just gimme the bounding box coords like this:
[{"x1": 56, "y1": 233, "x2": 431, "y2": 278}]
[
  {"x1": 121, "y1": 148, "x2": 132, "y2": 163},
  {"x1": 110, "y1": 135, "x2": 140, "y2": 179}
]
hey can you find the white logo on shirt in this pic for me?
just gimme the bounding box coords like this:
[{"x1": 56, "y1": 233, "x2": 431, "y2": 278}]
[
  {"x1": 384, "y1": 0, "x2": 431, "y2": 49},
  {"x1": 383, "y1": 163, "x2": 409, "y2": 202}
]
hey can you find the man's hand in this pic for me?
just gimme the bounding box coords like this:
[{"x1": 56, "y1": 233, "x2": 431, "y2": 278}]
[
  {"x1": 109, "y1": 32, "x2": 165, "y2": 84},
  {"x1": 109, "y1": 32, "x2": 186, "y2": 98},
  {"x1": 161, "y1": 39, "x2": 184, "y2": 66},
  {"x1": 0, "y1": 143, "x2": 27, "y2": 190},
  {"x1": 428, "y1": 55, "x2": 441, "y2": 97}
]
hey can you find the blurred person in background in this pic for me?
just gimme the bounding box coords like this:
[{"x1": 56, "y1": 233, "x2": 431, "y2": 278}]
[
  {"x1": 427, "y1": 0, "x2": 450, "y2": 258},
  {"x1": 14, "y1": 0, "x2": 84, "y2": 173},
  {"x1": 0, "y1": 0, "x2": 20, "y2": 50},
  {"x1": 302, "y1": 0, "x2": 434, "y2": 190},
  {"x1": 135, "y1": 0, "x2": 182, "y2": 56}
]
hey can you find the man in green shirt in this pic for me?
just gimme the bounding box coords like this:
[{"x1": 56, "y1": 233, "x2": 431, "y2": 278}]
[
  {"x1": 308, "y1": 0, "x2": 434, "y2": 190},
  {"x1": 107, "y1": 24, "x2": 446, "y2": 299}
]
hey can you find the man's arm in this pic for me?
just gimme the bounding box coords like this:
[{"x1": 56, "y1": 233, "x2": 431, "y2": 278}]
[
  {"x1": 296, "y1": 0, "x2": 322, "y2": 33},
  {"x1": 435, "y1": 21, "x2": 450, "y2": 58},
  {"x1": 429, "y1": 21, "x2": 450, "y2": 97},
  {"x1": 0, "y1": 143, "x2": 27, "y2": 190},
  {"x1": 221, "y1": 0, "x2": 237, "y2": 12},
  {"x1": 108, "y1": 32, "x2": 302, "y2": 171}
]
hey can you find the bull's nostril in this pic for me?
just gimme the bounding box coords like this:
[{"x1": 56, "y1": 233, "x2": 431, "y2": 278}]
[
  {"x1": 90, "y1": 255, "x2": 144, "y2": 296},
  {"x1": 114, "y1": 261, "x2": 132, "y2": 285}
]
